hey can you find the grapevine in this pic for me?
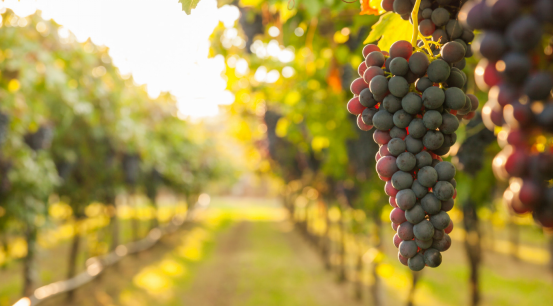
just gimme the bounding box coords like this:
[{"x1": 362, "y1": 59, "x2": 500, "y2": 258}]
[
  {"x1": 347, "y1": 0, "x2": 478, "y2": 270},
  {"x1": 460, "y1": 0, "x2": 553, "y2": 228}
]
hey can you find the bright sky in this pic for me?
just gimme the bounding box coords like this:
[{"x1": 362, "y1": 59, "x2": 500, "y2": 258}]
[{"x1": 2, "y1": 0, "x2": 239, "y2": 118}]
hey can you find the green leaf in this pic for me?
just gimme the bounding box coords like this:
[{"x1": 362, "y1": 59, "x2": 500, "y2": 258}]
[
  {"x1": 179, "y1": 0, "x2": 201, "y2": 15},
  {"x1": 363, "y1": 12, "x2": 412, "y2": 52}
]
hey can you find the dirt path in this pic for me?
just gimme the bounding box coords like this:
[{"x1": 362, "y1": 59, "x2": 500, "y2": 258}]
[
  {"x1": 179, "y1": 221, "x2": 363, "y2": 305},
  {"x1": 41, "y1": 219, "x2": 364, "y2": 306}
]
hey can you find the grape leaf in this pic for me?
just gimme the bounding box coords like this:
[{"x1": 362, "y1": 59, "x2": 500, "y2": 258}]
[
  {"x1": 179, "y1": 0, "x2": 201, "y2": 15},
  {"x1": 363, "y1": 12, "x2": 412, "y2": 51}
]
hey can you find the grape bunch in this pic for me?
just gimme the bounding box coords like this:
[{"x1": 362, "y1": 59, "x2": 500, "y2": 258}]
[
  {"x1": 346, "y1": 38, "x2": 478, "y2": 270},
  {"x1": 460, "y1": 0, "x2": 553, "y2": 228}
]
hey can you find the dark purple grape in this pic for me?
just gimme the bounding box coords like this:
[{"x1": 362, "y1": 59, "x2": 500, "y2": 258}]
[
  {"x1": 411, "y1": 180, "x2": 428, "y2": 199},
  {"x1": 396, "y1": 152, "x2": 416, "y2": 171},
  {"x1": 408, "y1": 52, "x2": 430, "y2": 76},
  {"x1": 405, "y1": 135, "x2": 424, "y2": 153},
  {"x1": 408, "y1": 118, "x2": 427, "y2": 138},
  {"x1": 416, "y1": 77, "x2": 433, "y2": 92},
  {"x1": 434, "y1": 161, "x2": 456, "y2": 181},
  {"x1": 422, "y1": 130, "x2": 444, "y2": 150},
  {"x1": 370, "y1": 75, "x2": 389, "y2": 97},
  {"x1": 430, "y1": 211, "x2": 451, "y2": 229},
  {"x1": 413, "y1": 219, "x2": 435, "y2": 241},
  {"x1": 415, "y1": 151, "x2": 433, "y2": 168},
  {"x1": 392, "y1": 171, "x2": 414, "y2": 190},
  {"x1": 501, "y1": 52, "x2": 531, "y2": 84},
  {"x1": 431, "y1": 8, "x2": 450, "y2": 27},
  {"x1": 406, "y1": 202, "x2": 425, "y2": 224},
  {"x1": 478, "y1": 31, "x2": 507, "y2": 61},
  {"x1": 373, "y1": 109, "x2": 394, "y2": 130},
  {"x1": 427, "y1": 60, "x2": 450, "y2": 83},
  {"x1": 361, "y1": 108, "x2": 378, "y2": 125},
  {"x1": 444, "y1": 87, "x2": 466, "y2": 110},
  {"x1": 393, "y1": 109, "x2": 413, "y2": 128},
  {"x1": 390, "y1": 126, "x2": 408, "y2": 139},
  {"x1": 421, "y1": 193, "x2": 441, "y2": 214},
  {"x1": 402, "y1": 92, "x2": 423, "y2": 115},
  {"x1": 383, "y1": 94, "x2": 402, "y2": 113},
  {"x1": 388, "y1": 137, "x2": 407, "y2": 156},
  {"x1": 417, "y1": 166, "x2": 438, "y2": 188},
  {"x1": 359, "y1": 88, "x2": 378, "y2": 107},
  {"x1": 524, "y1": 72, "x2": 553, "y2": 101},
  {"x1": 441, "y1": 41, "x2": 465, "y2": 64},
  {"x1": 423, "y1": 248, "x2": 442, "y2": 267},
  {"x1": 396, "y1": 189, "x2": 417, "y2": 211},
  {"x1": 433, "y1": 181, "x2": 455, "y2": 201},
  {"x1": 399, "y1": 240, "x2": 418, "y2": 258},
  {"x1": 390, "y1": 57, "x2": 409, "y2": 76},
  {"x1": 388, "y1": 76, "x2": 410, "y2": 97},
  {"x1": 432, "y1": 233, "x2": 451, "y2": 251},
  {"x1": 423, "y1": 110, "x2": 443, "y2": 129},
  {"x1": 505, "y1": 16, "x2": 543, "y2": 52},
  {"x1": 422, "y1": 86, "x2": 445, "y2": 109},
  {"x1": 408, "y1": 252, "x2": 425, "y2": 271},
  {"x1": 446, "y1": 20, "x2": 463, "y2": 40}
]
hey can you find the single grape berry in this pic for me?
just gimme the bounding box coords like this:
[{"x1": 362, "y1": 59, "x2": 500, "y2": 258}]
[
  {"x1": 390, "y1": 57, "x2": 409, "y2": 76},
  {"x1": 366, "y1": 51, "x2": 386, "y2": 67},
  {"x1": 422, "y1": 130, "x2": 444, "y2": 150},
  {"x1": 383, "y1": 94, "x2": 402, "y2": 113},
  {"x1": 422, "y1": 87, "x2": 445, "y2": 109},
  {"x1": 418, "y1": 166, "x2": 438, "y2": 188},
  {"x1": 411, "y1": 179, "x2": 428, "y2": 199},
  {"x1": 405, "y1": 135, "x2": 424, "y2": 153},
  {"x1": 388, "y1": 138, "x2": 407, "y2": 156},
  {"x1": 439, "y1": 113, "x2": 460, "y2": 134},
  {"x1": 402, "y1": 93, "x2": 423, "y2": 115},
  {"x1": 370, "y1": 75, "x2": 389, "y2": 97},
  {"x1": 396, "y1": 189, "x2": 417, "y2": 211},
  {"x1": 361, "y1": 108, "x2": 378, "y2": 126},
  {"x1": 431, "y1": 7, "x2": 450, "y2": 27},
  {"x1": 396, "y1": 152, "x2": 416, "y2": 171},
  {"x1": 427, "y1": 60, "x2": 451, "y2": 83},
  {"x1": 434, "y1": 161, "x2": 456, "y2": 181},
  {"x1": 373, "y1": 110, "x2": 395, "y2": 131},
  {"x1": 393, "y1": 110, "x2": 413, "y2": 128},
  {"x1": 416, "y1": 77, "x2": 433, "y2": 92},
  {"x1": 376, "y1": 156, "x2": 399, "y2": 178},
  {"x1": 391, "y1": 171, "x2": 414, "y2": 190},
  {"x1": 413, "y1": 219, "x2": 435, "y2": 241},
  {"x1": 399, "y1": 240, "x2": 418, "y2": 258},
  {"x1": 424, "y1": 248, "x2": 442, "y2": 267},
  {"x1": 408, "y1": 118, "x2": 427, "y2": 138},
  {"x1": 405, "y1": 202, "x2": 425, "y2": 224},
  {"x1": 421, "y1": 193, "x2": 441, "y2": 215},
  {"x1": 423, "y1": 110, "x2": 443, "y2": 130},
  {"x1": 430, "y1": 211, "x2": 451, "y2": 229},
  {"x1": 408, "y1": 52, "x2": 430, "y2": 76},
  {"x1": 390, "y1": 207, "x2": 407, "y2": 224},
  {"x1": 416, "y1": 238, "x2": 433, "y2": 249},
  {"x1": 444, "y1": 87, "x2": 466, "y2": 110},
  {"x1": 390, "y1": 126, "x2": 408, "y2": 139},
  {"x1": 359, "y1": 88, "x2": 378, "y2": 108},
  {"x1": 408, "y1": 252, "x2": 425, "y2": 271},
  {"x1": 415, "y1": 151, "x2": 433, "y2": 168},
  {"x1": 398, "y1": 221, "x2": 415, "y2": 240},
  {"x1": 433, "y1": 181, "x2": 455, "y2": 201},
  {"x1": 390, "y1": 40, "x2": 413, "y2": 60},
  {"x1": 440, "y1": 41, "x2": 465, "y2": 64},
  {"x1": 432, "y1": 233, "x2": 451, "y2": 251},
  {"x1": 388, "y1": 76, "x2": 410, "y2": 97}
]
